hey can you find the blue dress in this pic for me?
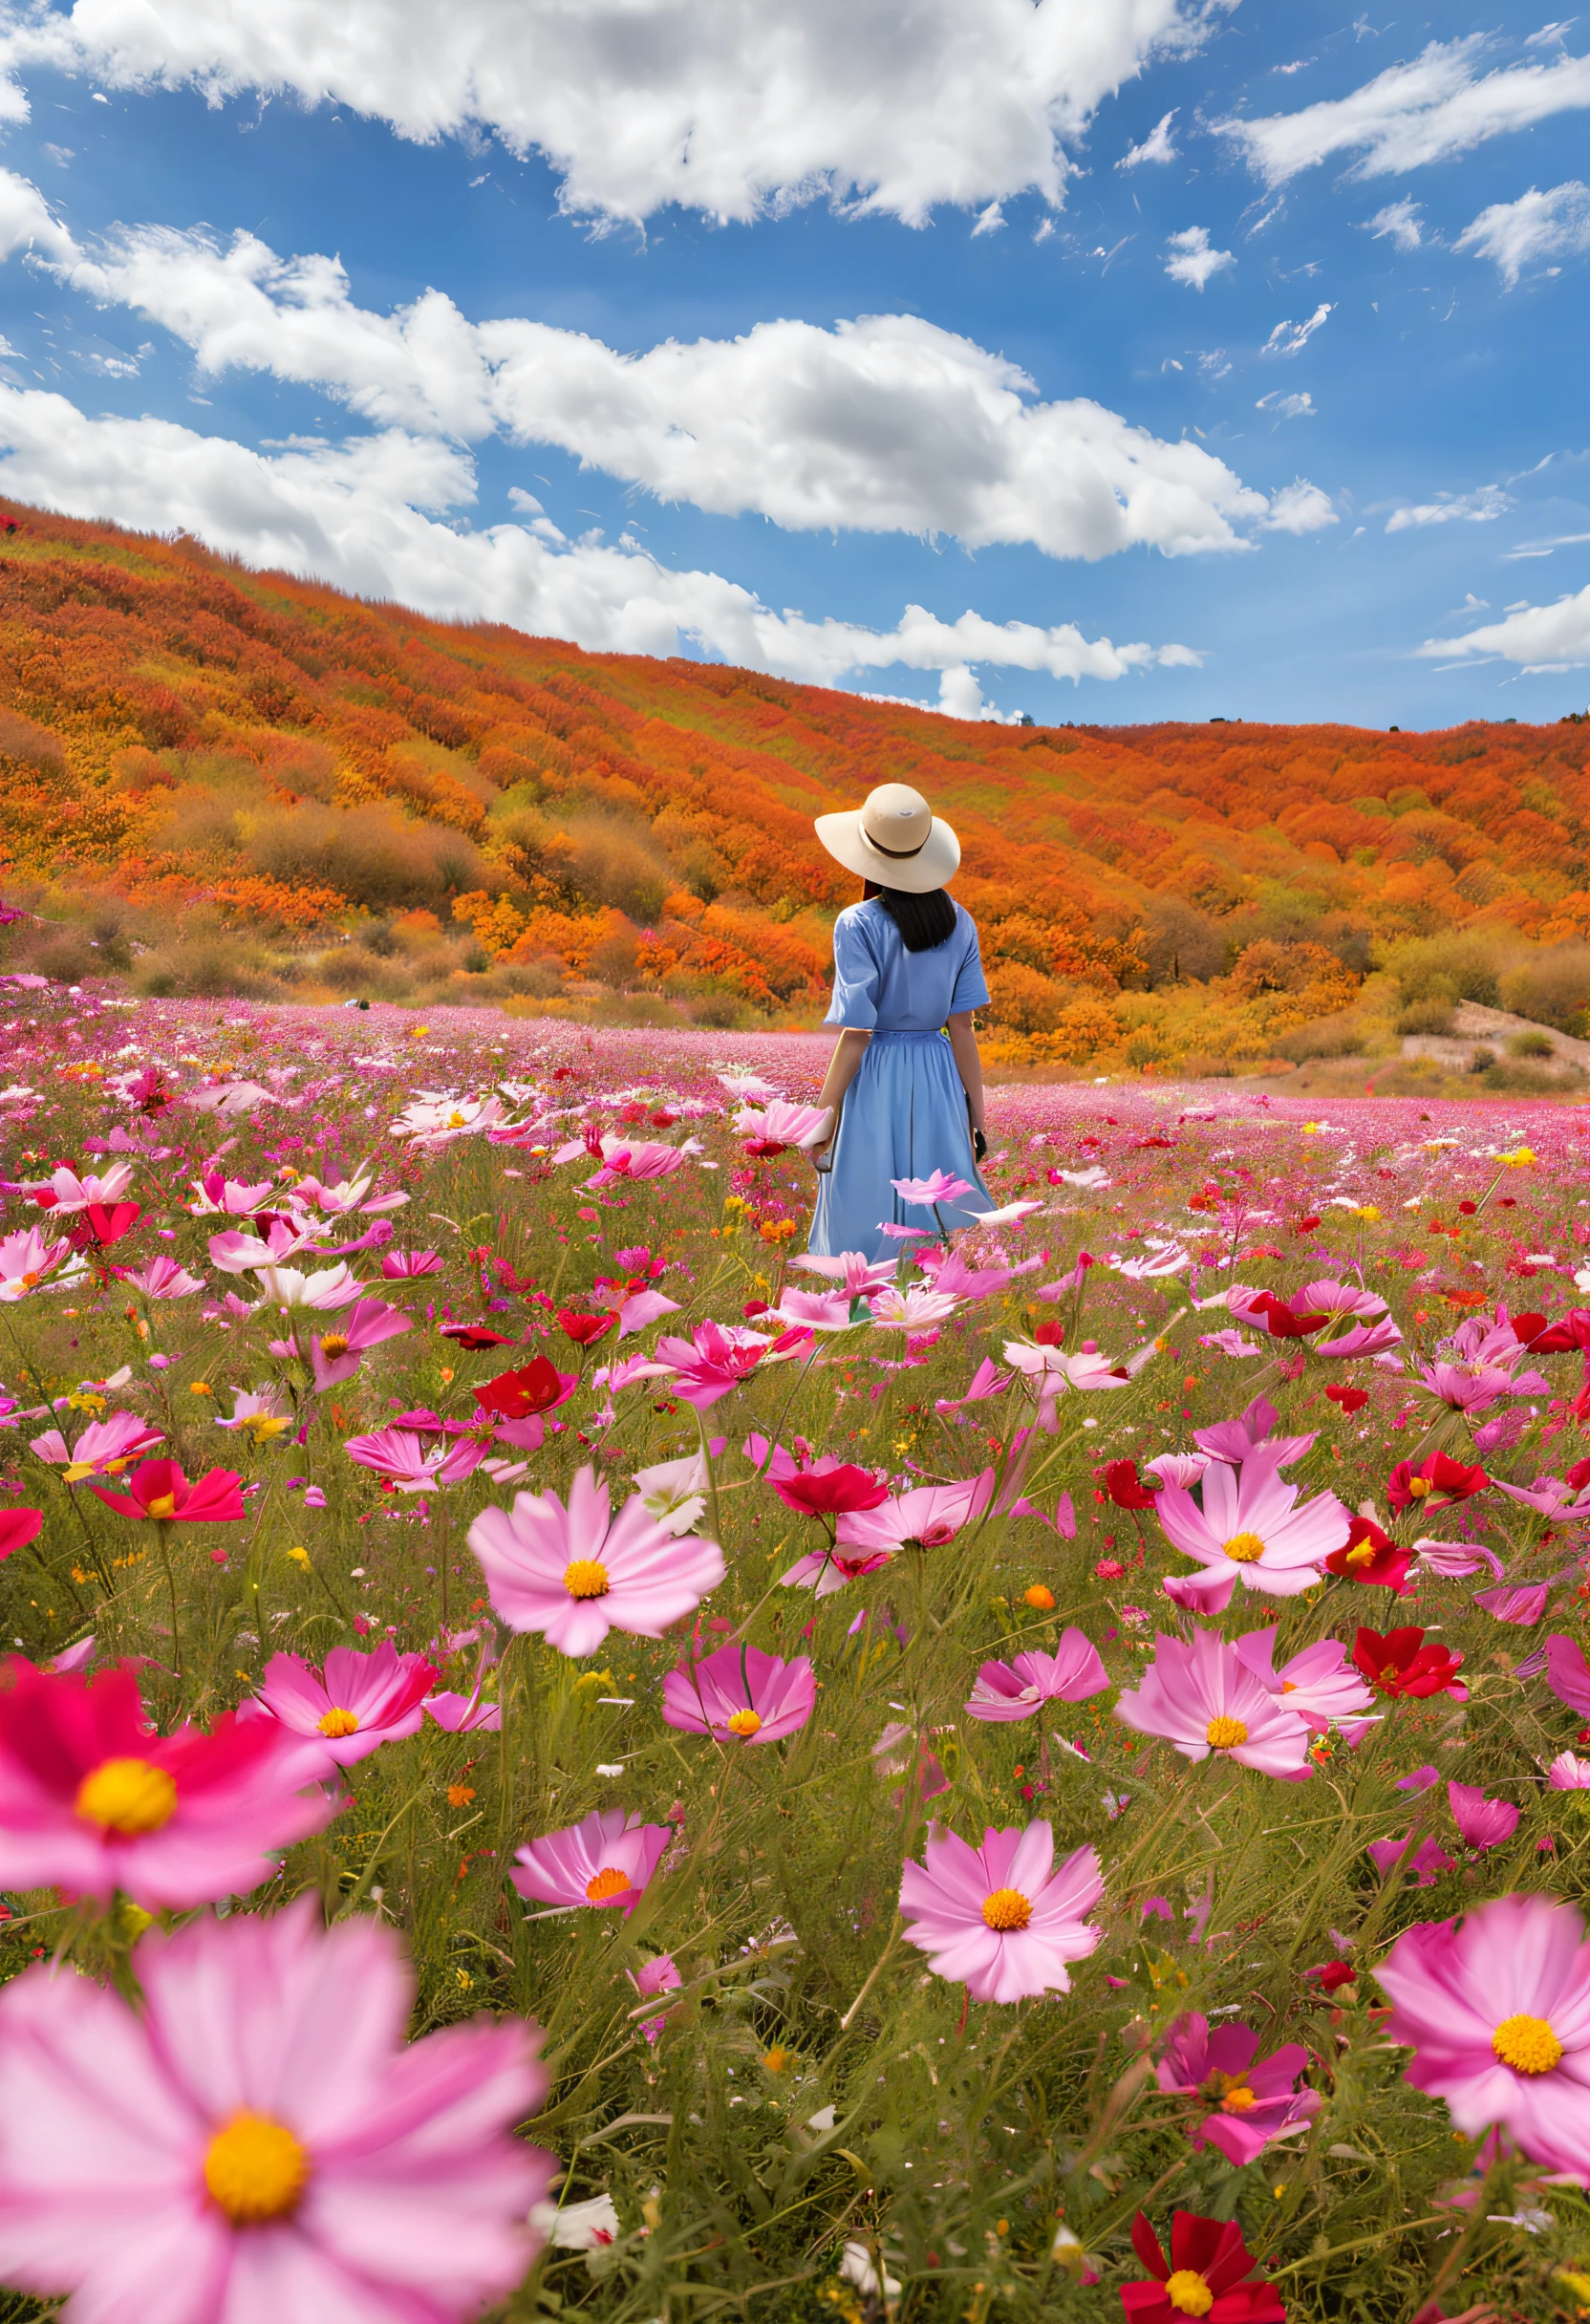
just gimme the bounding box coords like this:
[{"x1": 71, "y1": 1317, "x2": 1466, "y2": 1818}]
[{"x1": 808, "y1": 897, "x2": 993, "y2": 1262}]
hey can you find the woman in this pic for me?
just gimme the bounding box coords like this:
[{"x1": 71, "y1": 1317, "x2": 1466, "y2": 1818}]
[{"x1": 807, "y1": 782, "x2": 992, "y2": 1263}]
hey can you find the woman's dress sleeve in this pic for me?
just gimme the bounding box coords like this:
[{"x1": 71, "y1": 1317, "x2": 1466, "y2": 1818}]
[
  {"x1": 824, "y1": 912, "x2": 880, "y2": 1028},
  {"x1": 949, "y1": 921, "x2": 991, "y2": 1014}
]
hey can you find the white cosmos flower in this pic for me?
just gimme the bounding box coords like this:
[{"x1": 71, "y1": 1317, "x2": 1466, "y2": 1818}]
[
  {"x1": 252, "y1": 1262, "x2": 366, "y2": 1311},
  {"x1": 869, "y1": 1284, "x2": 960, "y2": 1329}
]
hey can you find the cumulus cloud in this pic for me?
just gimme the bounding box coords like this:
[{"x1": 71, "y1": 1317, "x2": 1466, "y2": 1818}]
[
  {"x1": 1163, "y1": 226, "x2": 1235, "y2": 290},
  {"x1": 1259, "y1": 480, "x2": 1338, "y2": 533},
  {"x1": 0, "y1": 0, "x2": 1206, "y2": 226},
  {"x1": 54, "y1": 212, "x2": 1281, "y2": 558},
  {"x1": 1416, "y1": 586, "x2": 1590, "y2": 669},
  {"x1": 1260, "y1": 303, "x2": 1332, "y2": 355},
  {"x1": 1385, "y1": 484, "x2": 1513, "y2": 532},
  {"x1": 1364, "y1": 197, "x2": 1425, "y2": 250},
  {"x1": 1454, "y1": 180, "x2": 1590, "y2": 288},
  {"x1": 1119, "y1": 109, "x2": 1177, "y2": 166},
  {"x1": 1217, "y1": 35, "x2": 1590, "y2": 184},
  {"x1": 0, "y1": 381, "x2": 1195, "y2": 691},
  {"x1": 0, "y1": 164, "x2": 75, "y2": 262}
]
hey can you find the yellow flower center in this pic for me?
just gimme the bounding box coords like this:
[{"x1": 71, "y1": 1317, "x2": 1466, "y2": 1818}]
[
  {"x1": 1343, "y1": 1542, "x2": 1376, "y2": 1570},
  {"x1": 1165, "y1": 2270, "x2": 1214, "y2": 2317},
  {"x1": 316, "y1": 1707, "x2": 359, "y2": 1737},
  {"x1": 586, "y1": 1865, "x2": 632, "y2": 1904},
  {"x1": 1408, "y1": 1476, "x2": 1432, "y2": 1497},
  {"x1": 981, "y1": 1886, "x2": 1033, "y2": 1932},
  {"x1": 762, "y1": 2046, "x2": 790, "y2": 2073},
  {"x1": 563, "y1": 1558, "x2": 611, "y2": 1601},
  {"x1": 1493, "y1": 2013, "x2": 1562, "y2": 2076},
  {"x1": 75, "y1": 1755, "x2": 179, "y2": 1836},
  {"x1": 1279, "y1": 1680, "x2": 1299, "y2": 1693},
  {"x1": 725, "y1": 1709, "x2": 763, "y2": 1738},
  {"x1": 1221, "y1": 2083, "x2": 1257, "y2": 2112},
  {"x1": 145, "y1": 1492, "x2": 178, "y2": 1520},
  {"x1": 203, "y1": 2110, "x2": 311, "y2": 2224},
  {"x1": 1222, "y1": 1531, "x2": 1265, "y2": 1563},
  {"x1": 1206, "y1": 1715, "x2": 1249, "y2": 1751},
  {"x1": 318, "y1": 1334, "x2": 349, "y2": 1359}
]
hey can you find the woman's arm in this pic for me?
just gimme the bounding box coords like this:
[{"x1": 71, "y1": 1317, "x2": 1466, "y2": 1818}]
[
  {"x1": 811, "y1": 1028, "x2": 870, "y2": 1158},
  {"x1": 946, "y1": 1010, "x2": 986, "y2": 1140}
]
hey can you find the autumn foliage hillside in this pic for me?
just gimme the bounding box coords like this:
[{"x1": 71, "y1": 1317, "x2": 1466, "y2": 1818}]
[{"x1": 3, "y1": 499, "x2": 1590, "y2": 1073}]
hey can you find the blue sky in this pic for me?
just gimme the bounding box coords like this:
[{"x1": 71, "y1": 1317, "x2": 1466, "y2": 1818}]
[{"x1": 0, "y1": 0, "x2": 1584, "y2": 728}]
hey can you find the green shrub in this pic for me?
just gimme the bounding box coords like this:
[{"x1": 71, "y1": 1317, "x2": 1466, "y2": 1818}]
[
  {"x1": 1508, "y1": 1027, "x2": 1556, "y2": 1058},
  {"x1": 1499, "y1": 944, "x2": 1590, "y2": 1034},
  {"x1": 1394, "y1": 996, "x2": 1456, "y2": 1036}
]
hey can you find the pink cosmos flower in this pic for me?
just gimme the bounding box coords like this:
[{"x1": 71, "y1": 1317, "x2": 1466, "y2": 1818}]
[
  {"x1": 631, "y1": 1951, "x2": 680, "y2": 2042},
  {"x1": 252, "y1": 1641, "x2": 440, "y2": 1770},
  {"x1": 118, "y1": 1255, "x2": 205, "y2": 1299},
  {"x1": 837, "y1": 1471, "x2": 996, "y2": 1553},
  {"x1": 661, "y1": 1643, "x2": 817, "y2": 1744},
  {"x1": 1114, "y1": 1628, "x2": 1313, "y2": 1777},
  {"x1": 774, "y1": 1286, "x2": 860, "y2": 1332},
  {"x1": 290, "y1": 1172, "x2": 409, "y2": 1217},
  {"x1": 343, "y1": 1428, "x2": 485, "y2": 1494},
  {"x1": 790, "y1": 1249, "x2": 898, "y2": 1294},
  {"x1": 733, "y1": 1098, "x2": 833, "y2": 1153},
  {"x1": 210, "y1": 1219, "x2": 331, "y2": 1274},
  {"x1": 20, "y1": 1161, "x2": 136, "y2": 1216},
  {"x1": 1545, "y1": 1635, "x2": 1590, "y2": 1716},
  {"x1": 512, "y1": 1807, "x2": 672, "y2": 1914},
  {"x1": 88, "y1": 1457, "x2": 245, "y2": 1524},
  {"x1": 0, "y1": 1226, "x2": 76, "y2": 1301},
  {"x1": 1548, "y1": 1752, "x2": 1590, "y2": 1790},
  {"x1": 307, "y1": 1296, "x2": 412, "y2": 1391},
  {"x1": 0, "y1": 1660, "x2": 335, "y2": 1909},
  {"x1": 1496, "y1": 1474, "x2": 1590, "y2": 1521},
  {"x1": 892, "y1": 1169, "x2": 975, "y2": 1206},
  {"x1": 1449, "y1": 1781, "x2": 1520, "y2": 1851},
  {"x1": 964, "y1": 1632, "x2": 1110, "y2": 1723},
  {"x1": 187, "y1": 1171, "x2": 275, "y2": 1215},
  {"x1": 581, "y1": 1134, "x2": 689, "y2": 1188},
  {"x1": 31, "y1": 1408, "x2": 164, "y2": 1481},
  {"x1": 1474, "y1": 1580, "x2": 1560, "y2": 1625},
  {"x1": 422, "y1": 1689, "x2": 502, "y2": 1732},
  {"x1": 1377, "y1": 1893, "x2": 1590, "y2": 2176},
  {"x1": 0, "y1": 1510, "x2": 41, "y2": 1562},
  {"x1": 213, "y1": 1387, "x2": 294, "y2": 1450},
  {"x1": 779, "y1": 1542, "x2": 895, "y2": 1596},
  {"x1": 1156, "y1": 2012, "x2": 1320, "y2": 2167},
  {"x1": 934, "y1": 1356, "x2": 1013, "y2": 1414},
  {"x1": 1194, "y1": 1394, "x2": 1314, "y2": 1470},
  {"x1": 654, "y1": 1320, "x2": 773, "y2": 1408},
  {"x1": 380, "y1": 1247, "x2": 444, "y2": 1278},
  {"x1": 1233, "y1": 1628, "x2": 1379, "y2": 1738},
  {"x1": 1368, "y1": 1834, "x2": 1456, "y2": 1885},
  {"x1": 0, "y1": 1898, "x2": 550, "y2": 2322},
  {"x1": 898, "y1": 1822, "x2": 1103, "y2": 2003},
  {"x1": 468, "y1": 1465, "x2": 725, "y2": 1656},
  {"x1": 1153, "y1": 1449, "x2": 1350, "y2": 1611}
]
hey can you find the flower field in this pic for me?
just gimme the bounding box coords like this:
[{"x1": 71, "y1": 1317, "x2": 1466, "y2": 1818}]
[{"x1": 6, "y1": 986, "x2": 1590, "y2": 2323}]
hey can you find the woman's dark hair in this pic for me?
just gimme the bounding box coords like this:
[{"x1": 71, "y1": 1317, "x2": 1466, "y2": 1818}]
[{"x1": 863, "y1": 880, "x2": 956, "y2": 953}]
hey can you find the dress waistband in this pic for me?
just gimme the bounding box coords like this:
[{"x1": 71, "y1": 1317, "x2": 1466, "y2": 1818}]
[{"x1": 868, "y1": 1026, "x2": 950, "y2": 1042}]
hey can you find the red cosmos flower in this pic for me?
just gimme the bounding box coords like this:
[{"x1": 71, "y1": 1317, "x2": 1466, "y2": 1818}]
[
  {"x1": 1352, "y1": 1625, "x2": 1467, "y2": 1702},
  {"x1": 1291, "y1": 1215, "x2": 1322, "y2": 1236},
  {"x1": 1387, "y1": 1452, "x2": 1489, "y2": 1513},
  {"x1": 87, "y1": 1458, "x2": 246, "y2": 1524},
  {"x1": 1324, "y1": 1384, "x2": 1368, "y2": 1414},
  {"x1": 475, "y1": 1357, "x2": 577, "y2": 1420},
  {"x1": 1324, "y1": 1515, "x2": 1411, "y2": 1591},
  {"x1": 1246, "y1": 1291, "x2": 1327, "y2": 1340},
  {"x1": 1568, "y1": 1457, "x2": 1590, "y2": 1493},
  {"x1": 558, "y1": 1307, "x2": 618, "y2": 1347},
  {"x1": 770, "y1": 1463, "x2": 890, "y2": 1518},
  {"x1": 1103, "y1": 1458, "x2": 1158, "y2": 1511},
  {"x1": 1122, "y1": 2211, "x2": 1285, "y2": 2323},
  {"x1": 1309, "y1": 1960, "x2": 1357, "y2": 1994},
  {"x1": 1514, "y1": 1308, "x2": 1590, "y2": 1353},
  {"x1": 0, "y1": 1510, "x2": 42, "y2": 1562},
  {"x1": 439, "y1": 1323, "x2": 516, "y2": 1350},
  {"x1": 66, "y1": 1201, "x2": 142, "y2": 1252},
  {"x1": 1032, "y1": 1321, "x2": 1064, "y2": 1346}
]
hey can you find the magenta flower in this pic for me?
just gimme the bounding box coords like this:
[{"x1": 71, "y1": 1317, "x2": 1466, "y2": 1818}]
[
  {"x1": 1377, "y1": 1893, "x2": 1590, "y2": 2175},
  {"x1": 1153, "y1": 1450, "x2": 1350, "y2": 1610},
  {"x1": 0, "y1": 1898, "x2": 550, "y2": 2321},
  {"x1": 88, "y1": 1457, "x2": 246, "y2": 1524},
  {"x1": 0, "y1": 1661, "x2": 335, "y2": 1910},
  {"x1": 1232, "y1": 1627, "x2": 1378, "y2": 1737},
  {"x1": 892, "y1": 1169, "x2": 975, "y2": 1206},
  {"x1": 964, "y1": 1631, "x2": 1110, "y2": 1723},
  {"x1": 118, "y1": 1254, "x2": 205, "y2": 1299},
  {"x1": 791, "y1": 1249, "x2": 899, "y2": 1295},
  {"x1": 1449, "y1": 1781, "x2": 1521, "y2": 1851},
  {"x1": 343, "y1": 1427, "x2": 484, "y2": 1494},
  {"x1": 468, "y1": 1464, "x2": 725, "y2": 1656},
  {"x1": 1193, "y1": 1394, "x2": 1314, "y2": 1471},
  {"x1": 252, "y1": 1641, "x2": 440, "y2": 1769},
  {"x1": 654, "y1": 1320, "x2": 773, "y2": 1408},
  {"x1": 1497, "y1": 1474, "x2": 1590, "y2": 1520},
  {"x1": 307, "y1": 1295, "x2": 412, "y2": 1390},
  {"x1": 1114, "y1": 1628, "x2": 1313, "y2": 1777},
  {"x1": 1544, "y1": 1634, "x2": 1590, "y2": 1715},
  {"x1": 0, "y1": 1227, "x2": 78, "y2": 1300},
  {"x1": 898, "y1": 1822, "x2": 1103, "y2": 2003},
  {"x1": 631, "y1": 1951, "x2": 680, "y2": 2042},
  {"x1": 1367, "y1": 1834, "x2": 1455, "y2": 1885},
  {"x1": 661, "y1": 1643, "x2": 816, "y2": 1744},
  {"x1": 512, "y1": 1807, "x2": 672, "y2": 1914},
  {"x1": 31, "y1": 1408, "x2": 164, "y2": 1481},
  {"x1": 1548, "y1": 1752, "x2": 1590, "y2": 1790},
  {"x1": 380, "y1": 1247, "x2": 443, "y2": 1277},
  {"x1": 836, "y1": 1471, "x2": 995, "y2": 1552},
  {"x1": 422, "y1": 1689, "x2": 502, "y2": 1732},
  {"x1": 1156, "y1": 2012, "x2": 1320, "y2": 2167}
]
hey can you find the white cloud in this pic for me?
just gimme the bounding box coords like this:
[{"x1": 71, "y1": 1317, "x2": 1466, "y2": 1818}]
[
  {"x1": 54, "y1": 211, "x2": 1279, "y2": 559},
  {"x1": 1416, "y1": 586, "x2": 1590, "y2": 668},
  {"x1": 1255, "y1": 390, "x2": 1315, "y2": 420},
  {"x1": 1454, "y1": 180, "x2": 1590, "y2": 287},
  {"x1": 1119, "y1": 109, "x2": 1177, "y2": 166},
  {"x1": 1164, "y1": 226, "x2": 1235, "y2": 290},
  {"x1": 1260, "y1": 303, "x2": 1332, "y2": 355},
  {"x1": 0, "y1": 381, "x2": 1196, "y2": 690},
  {"x1": 1364, "y1": 196, "x2": 1424, "y2": 249},
  {"x1": 0, "y1": 0, "x2": 1207, "y2": 227},
  {"x1": 1259, "y1": 479, "x2": 1338, "y2": 533},
  {"x1": 1217, "y1": 35, "x2": 1590, "y2": 184},
  {"x1": 0, "y1": 164, "x2": 74, "y2": 262},
  {"x1": 1385, "y1": 484, "x2": 1513, "y2": 532}
]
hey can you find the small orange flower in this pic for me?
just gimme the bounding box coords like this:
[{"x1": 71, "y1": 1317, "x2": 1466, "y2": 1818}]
[{"x1": 1023, "y1": 1584, "x2": 1056, "y2": 1611}]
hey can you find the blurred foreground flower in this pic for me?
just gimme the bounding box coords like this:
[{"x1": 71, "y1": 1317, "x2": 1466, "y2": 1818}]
[
  {"x1": 0, "y1": 1898, "x2": 551, "y2": 2321},
  {"x1": 898, "y1": 1822, "x2": 1102, "y2": 2002}
]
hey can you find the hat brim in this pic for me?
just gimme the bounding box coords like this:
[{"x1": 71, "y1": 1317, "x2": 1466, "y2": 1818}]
[{"x1": 813, "y1": 810, "x2": 961, "y2": 894}]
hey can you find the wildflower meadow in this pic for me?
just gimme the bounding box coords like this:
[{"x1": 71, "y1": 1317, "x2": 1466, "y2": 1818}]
[{"x1": 6, "y1": 985, "x2": 1590, "y2": 2324}]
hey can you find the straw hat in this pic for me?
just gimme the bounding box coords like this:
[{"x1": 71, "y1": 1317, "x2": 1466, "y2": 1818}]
[{"x1": 813, "y1": 783, "x2": 960, "y2": 894}]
